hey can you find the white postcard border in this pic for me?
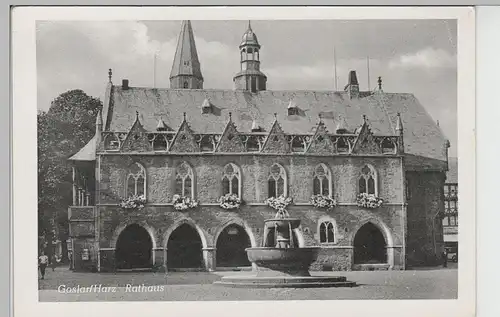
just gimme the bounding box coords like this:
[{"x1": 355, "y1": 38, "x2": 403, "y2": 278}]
[{"x1": 12, "y1": 6, "x2": 475, "y2": 317}]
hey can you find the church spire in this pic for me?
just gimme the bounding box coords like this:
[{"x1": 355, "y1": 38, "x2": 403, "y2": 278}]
[{"x1": 170, "y1": 20, "x2": 204, "y2": 89}]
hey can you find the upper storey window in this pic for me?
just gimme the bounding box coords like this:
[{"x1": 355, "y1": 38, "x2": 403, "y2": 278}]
[
  {"x1": 175, "y1": 162, "x2": 194, "y2": 199},
  {"x1": 313, "y1": 164, "x2": 332, "y2": 197},
  {"x1": 268, "y1": 163, "x2": 287, "y2": 198},
  {"x1": 126, "y1": 162, "x2": 146, "y2": 198},
  {"x1": 222, "y1": 163, "x2": 241, "y2": 198},
  {"x1": 358, "y1": 164, "x2": 377, "y2": 195}
]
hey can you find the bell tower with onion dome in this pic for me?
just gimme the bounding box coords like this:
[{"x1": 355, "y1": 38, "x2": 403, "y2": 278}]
[{"x1": 233, "y1": 21, "x2": 267, "y2": 93}]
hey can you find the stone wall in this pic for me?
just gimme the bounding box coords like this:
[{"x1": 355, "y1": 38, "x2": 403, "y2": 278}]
[
  {"x1": 98, "y1": 155, "x2": 404, "y2": 206},
  {"x1": 71, "y1": 154, "x2": 411, "y2": 271},
  {"x1": 94, "y1": 203, "x2": 405, "y2": 272},
  {"x1": 405, "y1": 170, "x2": 446, "y2": 267}
]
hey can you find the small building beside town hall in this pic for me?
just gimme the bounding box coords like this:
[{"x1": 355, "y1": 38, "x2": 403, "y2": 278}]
[
  {"x1": 443, "y1": 157, "x2": 458, "y2": 261},
  {"x1": 67, "y1": 21, "x2": 450, "y2": 272}
]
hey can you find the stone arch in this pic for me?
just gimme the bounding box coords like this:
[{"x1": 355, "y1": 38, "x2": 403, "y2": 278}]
[
  {"x1": 162, "y1": 217, "x2": 208, "y2": 249},
  {"x1": 111, "y1": 222, "x2": 157, "y2": 269},
  {"x1": 213, "y1": 218, "x2": 257, "y2": 248},
  {"x1": 110, "y1": 221, "x2": 157, "y2": 250},
  {"x1": 214, "y1": 222, "x2": 254, "y2": 268},
  {"x1": 163, "y1": 218, "x2": 208, "y2": 270},
  {"x1": 350, "y1": 217, "x2": 394, "y2": 267},
  {"x1": 349, "y1": 217, "x2": 393, "y2": 247}
]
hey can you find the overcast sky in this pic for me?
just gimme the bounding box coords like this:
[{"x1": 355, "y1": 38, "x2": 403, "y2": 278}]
[{"x1": 36, "y1": 20, "x2": 457, "y2": 156}]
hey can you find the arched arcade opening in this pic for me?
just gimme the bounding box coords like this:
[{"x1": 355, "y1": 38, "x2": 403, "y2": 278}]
[
  {"x1": 167, "y1": 224, "x2": 203, "y2": 270},
  {"x1": 115, "y1": 224, "x2": 153, "y2": 269},
  {"x1": 353, "y1": 222, "x2": 387, "y2": 264},
  {"x1": 216, "y1": 224, "x2": 251, "y2": 268}
]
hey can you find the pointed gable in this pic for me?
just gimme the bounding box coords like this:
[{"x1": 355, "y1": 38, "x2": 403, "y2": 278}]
[
  {"x1": 170, "y1": 20, "x2": 203, "y2": 81},
  {"x1": 215, "y1": 113, "x2": 246, "y2": 153},
  {"x1": 306, "y1": 120, "x2": 335, "y2": 155},
  {"x1": 169, "y1": 113, "x2": 199, "y2": 153},
  {"x1": 120, "y1": 112, "x2": 151, "y2": 152},
  {"x1": 261, "y1": 116, "x2": 290, "y2": 154},
  {"x1": 351, "y1": 116, "x2": 382, "y2": 155}
]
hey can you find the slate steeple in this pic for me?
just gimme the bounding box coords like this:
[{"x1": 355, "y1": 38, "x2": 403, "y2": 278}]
[
  {"x1": 344, "y1": 70, "x2": 360, "y2": 99},
  {"x1": 170, "y1": 20, "x2": 204, "y2": 89}
]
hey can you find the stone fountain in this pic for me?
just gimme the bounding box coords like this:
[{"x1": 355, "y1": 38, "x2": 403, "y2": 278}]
[{"x1": 215, "y1": 210, "x2": 356, "y2": 288}]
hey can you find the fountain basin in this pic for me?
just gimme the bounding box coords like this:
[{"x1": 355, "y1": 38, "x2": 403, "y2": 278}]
[
  {"x1": 246, "y1": 247, "x2": 319, "y2": 277},
  {"x1": 214, "y1": 212, "x2": 357, "y2": 288},
  {"x1": 264, "y1": 218, "x2": 301, "y2": 230}
]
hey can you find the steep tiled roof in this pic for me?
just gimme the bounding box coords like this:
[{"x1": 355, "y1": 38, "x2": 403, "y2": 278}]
[
  {"x1": 446, "y1": 157, "x2": 458, "y2": 183},
  {"x1": 103, "y1": 86, "x2": 448, "y2": 163}
]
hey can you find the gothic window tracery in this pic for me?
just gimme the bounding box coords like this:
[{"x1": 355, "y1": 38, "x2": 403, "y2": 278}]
[
  {"x1": 336, "y1": 137, "x2": 349, "y2": 153},
  {"x1": 313, "y1": 163, "x2": 332, "y2": 197},
  {"x1": 199, "y1": 135, "x2": 214, "y2": 152},
  {"x1": 245, "y1": 135, "x2": 260, "y2": 151},
  {"x1": 319, "y1": 221, "x2": 335, "y2": 243},
  {"x1": 222, "y1": 163, "x2": 241, "y2": 197},
  {"x1": 291, "y1": 136, "x2": 305, "y2": 152},
  {"x1": 381, "y1": 137, "x2": 396, "y2": 154},
  {"x1": 104, "y1": 133, "x2": 120, "y2": 151},
  {"x1": 153, "y1": 135, "x2": 168, "y2": 151},
  {"x1": 175, "y1": 162, "x2": 194, "y2": 198},
  {"x1": 268, "y1": 163, "x2": 287, "y2": 198},
  {"x1": 126, "y1": 162, "x2": 146, "y2": 198},
  {"x1": 358, "y1": 164, "x2": 377, "y2": 195}
]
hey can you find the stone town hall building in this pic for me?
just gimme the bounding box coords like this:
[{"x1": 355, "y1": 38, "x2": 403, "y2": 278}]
[{"x1": 68, "y1": 21, "x2": 450, "y2": 272}]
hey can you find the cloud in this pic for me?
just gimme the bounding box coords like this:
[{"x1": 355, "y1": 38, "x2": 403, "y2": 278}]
[
  {"x1": 36, "y1": 21, "x2": 237, "y2": 106},
  {"x1": 389, "y1": 48, "x2": 456, "y2": 69}
]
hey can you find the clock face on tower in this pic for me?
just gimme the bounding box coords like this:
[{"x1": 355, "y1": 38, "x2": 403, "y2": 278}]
[{"x1": 242, "y1": 63, "x2": 247, "y2": 71}]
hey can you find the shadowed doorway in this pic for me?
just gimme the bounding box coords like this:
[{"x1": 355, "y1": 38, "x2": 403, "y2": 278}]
[
  {"x1": 216, "y1": 224, "x2": 251, "y2": 268},
  {"x1": 115, "y1": 224, "x2": 153, "y2": 269},
  {"x1": 353, "y1": 222, "x2": 387, "y2": 264},
  {"x1": 167, "y1": 224, "x2": 203, "y2": 270}
]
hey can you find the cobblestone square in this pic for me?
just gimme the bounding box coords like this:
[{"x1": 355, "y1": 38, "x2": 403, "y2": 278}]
[{"x1": 38, "y1": 265, "x2": 457, "y2": 301}]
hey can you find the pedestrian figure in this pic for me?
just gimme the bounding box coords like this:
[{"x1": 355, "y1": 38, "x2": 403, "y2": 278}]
[
  {"x1": 38, "y1": 252, "x2": 49, "y2": 279},
  {"x1": 442, "y1": 250, "x2": 448, "y2": 268}
]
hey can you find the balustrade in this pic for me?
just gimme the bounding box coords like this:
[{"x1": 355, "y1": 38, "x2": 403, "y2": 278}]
[{"x1": 98, "y1": 131, "x2": 402, "y2": 155}]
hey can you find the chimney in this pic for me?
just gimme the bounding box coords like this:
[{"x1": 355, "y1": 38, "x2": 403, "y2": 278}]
[
  {"x1": 344, "y1": 70, "x2": 359, "y2": 99},
  {"x1": 122, "y1": 79, "x2": 129, "y2": 90}
]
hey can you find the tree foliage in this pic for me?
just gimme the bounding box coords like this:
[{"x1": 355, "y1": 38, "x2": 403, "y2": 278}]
[{"x1": 38, "y1": 90, "x2": 102, "y2": 244}]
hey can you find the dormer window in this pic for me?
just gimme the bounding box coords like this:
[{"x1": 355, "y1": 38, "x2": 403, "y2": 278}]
[
  {"x1": 287, "y1": 100, "x2": 299, "y2": 116},
  {"x1": 201, "y1": 98, "x2": 212, "y2": 114}
]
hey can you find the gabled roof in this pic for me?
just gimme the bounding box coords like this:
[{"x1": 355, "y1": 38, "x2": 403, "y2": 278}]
[
  {"x1": 102, "y1": 86, "x2": 448, "y2": 163},
  {"x1": 68, "y1": 135, "x2": 97, "y2": 161},
  {"x1": 169, "y1": 20, "x2": 203, "y2": 80}
]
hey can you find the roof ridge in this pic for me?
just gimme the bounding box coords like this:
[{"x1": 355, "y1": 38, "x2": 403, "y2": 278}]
[{"x1": 111, "y1": 85, "x2": 411, "y2": 95}]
